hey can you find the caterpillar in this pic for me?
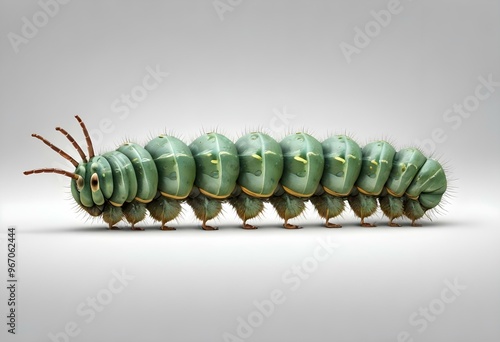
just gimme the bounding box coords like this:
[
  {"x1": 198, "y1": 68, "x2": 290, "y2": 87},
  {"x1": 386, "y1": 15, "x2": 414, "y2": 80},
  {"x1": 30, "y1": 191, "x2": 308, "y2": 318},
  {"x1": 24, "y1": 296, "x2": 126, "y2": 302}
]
[{"x1": 24, "y1": 116, "x2": 447, "y2": 230}]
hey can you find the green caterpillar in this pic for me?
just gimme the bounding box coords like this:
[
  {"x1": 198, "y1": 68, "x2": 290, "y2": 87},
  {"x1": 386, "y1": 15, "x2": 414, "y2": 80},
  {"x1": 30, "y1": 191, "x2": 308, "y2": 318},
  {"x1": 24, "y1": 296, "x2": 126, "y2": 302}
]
[{"x1": 24, "y1": 116, "x2": 447, "y2": 230}]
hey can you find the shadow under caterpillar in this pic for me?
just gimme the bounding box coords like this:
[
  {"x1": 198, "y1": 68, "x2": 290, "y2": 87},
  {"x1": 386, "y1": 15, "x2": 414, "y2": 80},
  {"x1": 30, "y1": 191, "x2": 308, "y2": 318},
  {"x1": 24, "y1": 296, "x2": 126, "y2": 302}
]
[{"x1": 24, "y1": 116, "x2": 447, "y2": 230}]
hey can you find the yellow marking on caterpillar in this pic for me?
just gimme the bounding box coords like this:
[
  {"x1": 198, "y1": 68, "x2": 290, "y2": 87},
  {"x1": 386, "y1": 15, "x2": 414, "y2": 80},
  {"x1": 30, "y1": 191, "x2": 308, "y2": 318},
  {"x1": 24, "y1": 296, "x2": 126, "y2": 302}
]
[
  {"x1": 199, "y1": 187, "x2": 230, "y2": 199},
  {"x1": 386, "y1": 187, "x2": 403, "y2": 198},
  {"x1": 219, "y1": 151, "x2": 232, "y2": 156},
  {"x1": 294, "y1": 156, "x2": 307, "y2": 164},
  {"x1": 380, "y1": 160, "x2": 389, "y2": 164},
  {"x1": 134, "y1": 196, "x2": 153, "y2": 203},
  {"x1": 160, "y1": 191, "x2": 188, "y2": 200},
  {"x1": 109, "y1": 200, "x2": 123, "y2": 207},
  {"x1": 252, "y1": 154, "x2": 262, "y2": 160},
  {"x1": 210, "y1": 159, "x2": 218, "y2": 164},
  {"x1": 347, "y1": 154, "x2": 356, "y2": 159},
  {"x1": 282, "y1": 185, "x2": 314, "y2": 198},
  {"x1": 356, "y1": 187, "x2": 381, "y2": 196},
  {"x1": 265, "y1": 150, "x2": 277, "y2": 155},
  {"x1": 371, "y1": 160, "x2": 378, "y2": 166},
  {"x1": 241, "y1": 186, "x2": 273, "y2": 198},
  {"x1": 323, "y1": 186, "x2": 350, "y2": 197},
  {"x1": 334, "y1": 156, "x2": 345, "y2": 164},
  {"x1": 405, "y1": 193, "x2": 419, "y2": 200},
  {"x1": 159, "y1": 153, "x2": 190, "y2": 159}
]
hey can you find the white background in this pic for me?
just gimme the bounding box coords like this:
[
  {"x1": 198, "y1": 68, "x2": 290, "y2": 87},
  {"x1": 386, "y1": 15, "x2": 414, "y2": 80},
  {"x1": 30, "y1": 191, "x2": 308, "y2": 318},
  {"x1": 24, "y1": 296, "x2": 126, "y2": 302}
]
[{"x1": 1, "y1": 0, "x2": 499, "y2": 341}]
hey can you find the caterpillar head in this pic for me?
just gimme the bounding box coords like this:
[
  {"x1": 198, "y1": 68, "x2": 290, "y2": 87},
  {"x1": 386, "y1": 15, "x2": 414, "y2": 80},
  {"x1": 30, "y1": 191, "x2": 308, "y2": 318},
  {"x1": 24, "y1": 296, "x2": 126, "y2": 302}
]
[
  {"x1": 24, "y1": 115, "x2": 108, "y2": 216},
  {"x1": 70, "y1": 156, "x2": 115, "y2": 215}
]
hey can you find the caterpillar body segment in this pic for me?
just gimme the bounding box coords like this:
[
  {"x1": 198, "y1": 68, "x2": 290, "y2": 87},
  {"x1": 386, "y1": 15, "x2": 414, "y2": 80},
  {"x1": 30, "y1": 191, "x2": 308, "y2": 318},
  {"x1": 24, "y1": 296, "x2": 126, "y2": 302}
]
[
  {"x1": 116, "y1": 143, "x2": 158, "y2": 203},
  {"x1": 313, "y1": 135, "x2": 362, "y2": 228},
  {"x1": 268, "y1": 133, "x2": 325, "y2": 228},
  {"x1": 231, "y1": 132, "x2": 283, "y2": 229},
  {"x1": 320, "y1": 135, "x2": 362, "y2": 197},
  {"x1": 235, "y1": 132, "x2": 283, "y2": 198},
  {"x1": 187, "y1": 132, "x2": 240, "y2": 230},
  {"x1": 24, "y1": 116, "x2": 448, "y2": 230},
  {"x1": 189, "y1": 132, "x2": 240, "y2": 199},
  {"x1": 144, "y1": 135, "x2": 195, "y2": 200},
  {"x1": 402, "y1": 159, "x2": 447, "y2": 224},
  {"x1": 279, "y1": 133, "x2": 324, "y2": 198},
  {"x1": 101, "y1": 151, "x2": 138, "y2": 205},
  {"x1": 347, "y1": 141, "x2": 397, "y2": 227},
  {"x1": 379, "y1": 148, "x2": 427, "y2": 227},
  {"x1": 143, "y1": 135, "x2": 195, "y2": 230}
]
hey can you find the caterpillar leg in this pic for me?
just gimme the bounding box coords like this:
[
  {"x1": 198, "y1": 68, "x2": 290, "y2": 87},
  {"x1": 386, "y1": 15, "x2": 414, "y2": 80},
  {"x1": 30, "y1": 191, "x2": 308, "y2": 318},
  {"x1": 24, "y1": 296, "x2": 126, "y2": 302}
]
[
  {"x1": 269, "y1": 193, "x2": 305, "y2": 229},
  {"x1": 103, "y1": 204, "x2": 123, "y2": 230},
  {"x1": 283, "y1": 220, "x2": 300, "y2": 229},
  {"x1": 81, "y1": 205, "x2": 104, "y2": 218},
  {"x1": 310, "y1": 193, "x2": 345, "y2": 228},
  {"x1": 325, "y1": 222, "x2": 342, "y2": 228},
  {"x1": 403, "y1": 198, "x2": 425, "y2": 227},
  {"x1": 348, "y1": 193, "x2": 377, "y2": 227},
  {"x1": 242, "y1": 222, "x2": 257, "y2": 229},
  {"x1": 147, "y1": 195, "x2": 182, "y2": 230},
  {"x1": 379, "y1": 195, "x2": 404, "y2": 227},
  {"x1": 123, "y1": 201, "x2": 147, "y2": 230},
  {"x1": 187, "y1": 193, "x2": 222, "y2": 230},
  {"x1": 228, "y1": 193, "x2": 264, "y2": 229}
]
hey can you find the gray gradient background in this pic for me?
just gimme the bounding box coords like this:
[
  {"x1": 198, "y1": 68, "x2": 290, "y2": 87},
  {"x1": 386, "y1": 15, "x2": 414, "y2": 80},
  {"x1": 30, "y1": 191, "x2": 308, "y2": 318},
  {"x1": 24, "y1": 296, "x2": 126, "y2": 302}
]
[{"x1": 1, "y1": 0, "x2": 500, "y2": 341}]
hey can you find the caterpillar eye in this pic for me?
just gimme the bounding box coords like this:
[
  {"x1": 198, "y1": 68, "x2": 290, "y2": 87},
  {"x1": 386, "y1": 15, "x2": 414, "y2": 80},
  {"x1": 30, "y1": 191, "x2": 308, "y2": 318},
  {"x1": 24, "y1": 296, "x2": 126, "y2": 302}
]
[
  {"x1": 90, "y1": 173, "x2": 99, "y2": 192},
  {"x1": 76, "y1": 175, "x2": 84, "y2": 191}
]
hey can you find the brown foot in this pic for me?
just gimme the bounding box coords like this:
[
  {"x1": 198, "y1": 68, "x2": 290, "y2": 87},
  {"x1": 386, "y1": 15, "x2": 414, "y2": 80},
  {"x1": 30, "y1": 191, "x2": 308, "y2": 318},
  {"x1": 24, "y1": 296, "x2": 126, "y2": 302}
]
[
  {"x1": 108, "y1": 225, "x2": 121, "y2": 230},
  {"x1": 202, "y1": 222, "x2": 218, "y2": 230},
  {"x1": 388, "y1": 220, "x2": 401, "y2": 227},
  {"x1": 325, "y1": 221, "x2": 342, "y2": 228},
  {"x1": 360, "y1": 218, "x2": 376, "y2": 227},
  {"x1": 283, "y1": 220, "x2": 302, "y2": 229},
  {"x1": 411, "y1": 220, "x2": 422, "y2": 227},
  {"x1": 160, "y1": 226, "x2": 176, "y2": 231},
  {"x1": 131, "y1": 226, "x2": 145, "y2": 231},
  {"x1": 242, "y1": 222, "x2": 258, "y2": 229}
]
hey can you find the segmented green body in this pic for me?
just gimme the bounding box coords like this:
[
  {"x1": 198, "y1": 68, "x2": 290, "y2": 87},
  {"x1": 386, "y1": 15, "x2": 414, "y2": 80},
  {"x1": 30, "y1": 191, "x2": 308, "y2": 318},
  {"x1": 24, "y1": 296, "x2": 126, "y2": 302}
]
[{"x1": 25, "y1": 117, "x2": 447, "y2": 230}]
